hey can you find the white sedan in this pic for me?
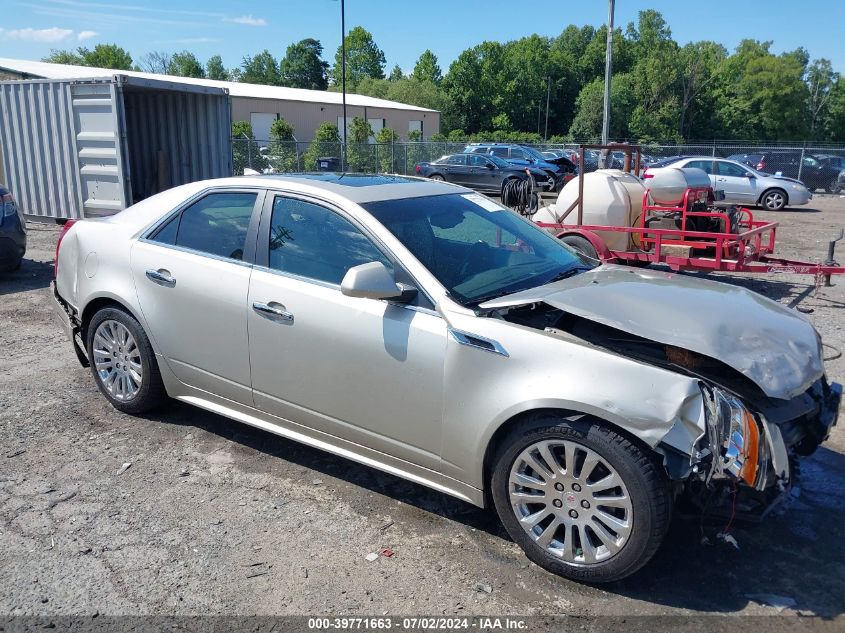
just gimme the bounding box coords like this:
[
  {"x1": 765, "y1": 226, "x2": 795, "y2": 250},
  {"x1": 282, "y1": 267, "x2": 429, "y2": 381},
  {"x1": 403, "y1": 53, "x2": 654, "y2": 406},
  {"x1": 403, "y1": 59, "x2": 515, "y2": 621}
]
[{"x1": 644, "y1": 157, "x2": 812, "y2": 210}]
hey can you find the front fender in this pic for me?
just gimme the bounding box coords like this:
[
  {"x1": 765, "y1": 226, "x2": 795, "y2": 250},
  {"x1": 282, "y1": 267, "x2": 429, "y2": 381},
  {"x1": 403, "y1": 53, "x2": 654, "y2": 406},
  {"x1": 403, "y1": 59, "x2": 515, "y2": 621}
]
[{"x1": 438, "y1": 309, "x2": 706, "y2": 490}]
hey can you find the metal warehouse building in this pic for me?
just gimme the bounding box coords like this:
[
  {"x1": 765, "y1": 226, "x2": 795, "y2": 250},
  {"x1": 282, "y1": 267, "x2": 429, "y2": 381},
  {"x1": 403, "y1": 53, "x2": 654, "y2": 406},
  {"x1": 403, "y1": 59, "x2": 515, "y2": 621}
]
[{"x1": 0, "y1": 58, "x2": 440, "y2": 220}]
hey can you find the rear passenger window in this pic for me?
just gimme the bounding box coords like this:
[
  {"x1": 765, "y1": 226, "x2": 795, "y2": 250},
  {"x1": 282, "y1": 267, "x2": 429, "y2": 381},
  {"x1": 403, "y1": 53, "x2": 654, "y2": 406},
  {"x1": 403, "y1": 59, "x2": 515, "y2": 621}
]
[
  {"x1": 268, "y1": 196, "x2": 391, "y2": 285},
  {"x1": 152, "y1": 192, "x2": 257, "y2": 261}
]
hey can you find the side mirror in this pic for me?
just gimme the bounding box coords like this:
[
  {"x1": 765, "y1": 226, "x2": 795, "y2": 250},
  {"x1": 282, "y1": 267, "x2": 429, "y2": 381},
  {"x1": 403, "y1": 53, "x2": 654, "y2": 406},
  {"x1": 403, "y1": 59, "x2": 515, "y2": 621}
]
[{"x1": 341, "y1": 261, "x2": 417, "y2": 303}]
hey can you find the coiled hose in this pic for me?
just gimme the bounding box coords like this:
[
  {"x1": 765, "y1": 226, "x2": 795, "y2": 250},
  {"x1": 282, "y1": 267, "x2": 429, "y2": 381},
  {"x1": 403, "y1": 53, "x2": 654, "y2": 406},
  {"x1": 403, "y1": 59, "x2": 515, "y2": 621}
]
[{"x1": 501, "y1": 172, "x2": 539, "y2": 216}]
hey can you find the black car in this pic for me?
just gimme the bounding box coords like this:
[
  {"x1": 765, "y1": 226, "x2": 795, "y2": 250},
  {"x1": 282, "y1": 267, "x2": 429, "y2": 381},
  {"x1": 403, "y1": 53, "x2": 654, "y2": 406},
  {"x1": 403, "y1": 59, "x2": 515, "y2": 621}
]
[
  {"x1": 415, "y1": 153, "x2": 554, "y2": 194},
  {"x1": 727, "y1": 151, "x2": 841, "y2": 192},
  {"x1": 0, "y1": 184, "x2": 26, "y2": 272},
  {"x1": 463, "y1": 143, "x2": 576, "y2": 190}
]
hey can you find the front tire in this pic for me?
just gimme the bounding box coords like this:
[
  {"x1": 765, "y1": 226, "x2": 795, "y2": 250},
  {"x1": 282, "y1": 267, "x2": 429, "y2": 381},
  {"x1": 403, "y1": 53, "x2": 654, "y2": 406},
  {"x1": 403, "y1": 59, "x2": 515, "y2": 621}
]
[
  {"x1": 86, "y1": 306, "x2": 167, "y2": 414},
  {"x1": 760, "y1": 188, "x2": 787, "y2": 211},
  {"x1": 491, "y1": 414, "x2": 672, "y2": 583}
]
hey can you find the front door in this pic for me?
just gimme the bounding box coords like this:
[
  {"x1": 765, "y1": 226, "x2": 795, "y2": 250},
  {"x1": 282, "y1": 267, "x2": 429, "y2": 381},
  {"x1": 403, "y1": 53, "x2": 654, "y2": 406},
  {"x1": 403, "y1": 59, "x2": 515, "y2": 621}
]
[
  {"x1": 130, "y1": 189, "x2": 263, "y2": 405},
  {"x1": 714, "y1": 161, "x2": 758, "y2": 204},
  {"x1": 246, "y1": 193, "x2": 447, "y2": 469}
]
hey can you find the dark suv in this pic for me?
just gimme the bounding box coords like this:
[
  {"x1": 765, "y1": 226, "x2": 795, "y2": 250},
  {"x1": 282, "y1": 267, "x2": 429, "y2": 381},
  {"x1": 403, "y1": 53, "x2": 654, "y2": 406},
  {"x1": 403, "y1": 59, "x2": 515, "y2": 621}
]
[
  {"x1": 0, "y1": 184, "x2": 26, "y2": 272},
  {"x1": 463, "y1": 144, "x2": 576, "y2": 191},
  {"x1": 727, "y1": 151, "x2": 841, "y2": 193}
]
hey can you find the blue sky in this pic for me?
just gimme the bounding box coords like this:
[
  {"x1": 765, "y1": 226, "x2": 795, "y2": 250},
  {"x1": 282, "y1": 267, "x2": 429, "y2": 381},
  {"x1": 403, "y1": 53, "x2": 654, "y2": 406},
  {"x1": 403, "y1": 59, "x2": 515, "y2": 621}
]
[{"x1": 1, "y1": 0, "x2": 842, "y2": 74}]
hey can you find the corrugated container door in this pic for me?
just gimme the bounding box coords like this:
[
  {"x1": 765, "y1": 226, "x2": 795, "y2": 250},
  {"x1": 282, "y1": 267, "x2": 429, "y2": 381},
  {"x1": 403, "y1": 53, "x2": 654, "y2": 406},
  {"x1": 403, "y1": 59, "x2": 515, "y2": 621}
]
[{"x1": 70, "y1": 82, "x2": 129, "y2": 217}]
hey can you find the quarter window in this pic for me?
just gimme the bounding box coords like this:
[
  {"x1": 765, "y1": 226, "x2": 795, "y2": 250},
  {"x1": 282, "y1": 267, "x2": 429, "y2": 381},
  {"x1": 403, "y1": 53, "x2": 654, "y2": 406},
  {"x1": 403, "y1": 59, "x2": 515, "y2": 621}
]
[
  {"x1": 151, "y1": 192, "x2": 257, "y2": 261},
  {"x1": 268, "y1": 196, "x2": 391, "y2": 284}
]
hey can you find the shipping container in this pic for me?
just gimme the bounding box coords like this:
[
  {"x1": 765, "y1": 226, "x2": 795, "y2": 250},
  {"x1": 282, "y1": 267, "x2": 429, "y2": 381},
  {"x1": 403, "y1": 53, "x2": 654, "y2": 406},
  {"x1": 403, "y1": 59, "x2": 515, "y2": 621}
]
[{"x1": 0, "y1": 75, "x2": 231, "y2": 220}]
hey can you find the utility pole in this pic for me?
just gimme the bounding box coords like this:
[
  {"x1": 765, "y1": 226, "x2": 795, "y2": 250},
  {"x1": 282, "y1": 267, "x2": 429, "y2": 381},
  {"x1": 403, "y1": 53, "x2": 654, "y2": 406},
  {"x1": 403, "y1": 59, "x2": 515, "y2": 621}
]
[
  {"x1": 341, "y1": 0, "x2": 347, "y2": 172},
  {"x1": 544, "y1": 75, "x2": 551, "y2": 142},
  {"x1": 601, "y1": 0, "x2": 615, "y2": 149}
]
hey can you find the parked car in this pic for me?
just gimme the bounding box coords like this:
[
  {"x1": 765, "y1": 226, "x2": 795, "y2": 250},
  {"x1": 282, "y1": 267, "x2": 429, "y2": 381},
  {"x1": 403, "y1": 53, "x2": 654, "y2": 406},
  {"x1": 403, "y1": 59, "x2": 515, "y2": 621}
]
[
  {"x1": 727, "y1": 151, "x2": 840, "y2": 193},
  {"x1": 464, "y1": 144, "x2": 576, "y2": 190},
  {"x1": 644, "y1": 157, "x2": 812, "y2": 210},
  {"x1": 415, "y1": 153, "x2": 554, "y2": 194},
  {"x1": 0, "y1": 184, "x2": 26, "y2": 271},
  {"x1": 837, "y1": 169, "x2": 845, "y2": 195},
  {"x1": 816, "y1": 155, "x2": 845, "y2": 193},
  {"x1": 52, "y1": 174, "x2": 839, "y2": 583}
]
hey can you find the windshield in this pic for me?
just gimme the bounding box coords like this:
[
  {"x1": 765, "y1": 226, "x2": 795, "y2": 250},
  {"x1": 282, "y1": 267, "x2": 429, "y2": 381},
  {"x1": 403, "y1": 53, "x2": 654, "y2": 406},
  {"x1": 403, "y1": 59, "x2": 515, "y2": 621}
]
[
  {"x1": 364, "y1": 193, "x2": 593, "y2": 306},
  {"x1": 520, "y1": 146, "x2": 545, "y2": 161}
]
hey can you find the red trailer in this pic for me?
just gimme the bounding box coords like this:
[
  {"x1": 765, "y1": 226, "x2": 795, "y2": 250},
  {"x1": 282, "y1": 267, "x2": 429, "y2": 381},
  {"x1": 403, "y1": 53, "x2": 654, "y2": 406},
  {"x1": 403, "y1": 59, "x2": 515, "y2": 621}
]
[{"x1": 534, "y1": 145, "x2": 845, "y2": 286}]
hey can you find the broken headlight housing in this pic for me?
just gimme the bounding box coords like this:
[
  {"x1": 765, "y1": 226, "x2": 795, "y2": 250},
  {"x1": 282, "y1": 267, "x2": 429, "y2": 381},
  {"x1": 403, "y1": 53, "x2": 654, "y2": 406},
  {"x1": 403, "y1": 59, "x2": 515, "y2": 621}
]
[{"x1": 702, "y1": 387, "x2": 763, "y2": 488}]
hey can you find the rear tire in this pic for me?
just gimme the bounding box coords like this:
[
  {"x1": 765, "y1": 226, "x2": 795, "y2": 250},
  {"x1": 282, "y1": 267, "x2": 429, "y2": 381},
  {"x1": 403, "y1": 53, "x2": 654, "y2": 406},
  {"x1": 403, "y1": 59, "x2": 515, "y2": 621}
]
[
  {"x1": 828, "y1": 179, "x2": 842, "y2": 195},
  {"x1": 490, "y1": 413, "x2": 672, "y2": 583},
  {"x1": 429, "y1": 174, "x2": 445, "y2": 181},
  {"x1": 86, "y1": 306, "x2": 167, "y2": 414},
  {"x1": 560, "y1": 234, "x2": 599, "y2": 259},
  {"x1": 760, "y1": 188, "x2": 787, "y2": 211}
]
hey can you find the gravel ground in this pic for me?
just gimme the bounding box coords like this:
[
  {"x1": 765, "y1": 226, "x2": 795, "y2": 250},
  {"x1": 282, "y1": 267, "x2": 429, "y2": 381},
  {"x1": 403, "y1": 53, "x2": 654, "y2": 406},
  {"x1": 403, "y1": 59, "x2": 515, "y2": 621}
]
[{"x1": 2, "y1": 195, "x2": 845, "y2": 620}]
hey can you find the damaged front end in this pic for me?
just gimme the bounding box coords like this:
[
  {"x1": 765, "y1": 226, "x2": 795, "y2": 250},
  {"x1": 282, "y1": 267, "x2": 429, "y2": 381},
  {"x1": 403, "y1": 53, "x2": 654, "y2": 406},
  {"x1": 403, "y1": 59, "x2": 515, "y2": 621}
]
[{"x1": 683, "y1": 380, "x2": 840, "y2": 521}]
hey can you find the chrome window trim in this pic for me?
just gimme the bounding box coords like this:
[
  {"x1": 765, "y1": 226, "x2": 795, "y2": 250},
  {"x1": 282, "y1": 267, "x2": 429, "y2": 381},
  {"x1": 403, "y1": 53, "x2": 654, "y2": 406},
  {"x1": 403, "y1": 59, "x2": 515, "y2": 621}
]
[
  {"x1": 140, "y1": 185, "x2": 268, "y2": 240},
  {"x1": 448, "y1": 328, "x2": 508, "y2": 357},
  {"x1": 136, "y1": 239, "x2": 254, "y2": 269}
]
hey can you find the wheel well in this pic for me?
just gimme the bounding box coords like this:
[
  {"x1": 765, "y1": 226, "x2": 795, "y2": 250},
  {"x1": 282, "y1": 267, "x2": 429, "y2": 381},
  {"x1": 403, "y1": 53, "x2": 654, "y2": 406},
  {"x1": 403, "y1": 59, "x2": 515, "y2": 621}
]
[
  {"x1": 481, "y1": 407, "x2": 659, "y2": 507},
  {"x1": 758, "y1": 187, "x2": 788, "y2": 205},
  {"x1": 80, "y1": 297, "x2": 132, "y2": 344}
]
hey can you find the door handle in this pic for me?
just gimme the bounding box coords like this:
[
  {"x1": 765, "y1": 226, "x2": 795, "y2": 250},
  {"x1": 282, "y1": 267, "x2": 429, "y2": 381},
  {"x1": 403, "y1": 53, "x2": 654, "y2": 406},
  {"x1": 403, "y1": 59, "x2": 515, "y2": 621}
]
[
  {"x1": 145, "y1": 269, "x2": 176, "y2": 287},
  {"x1": 253, "y1": 301, "x2": 294, "y2": 324}
]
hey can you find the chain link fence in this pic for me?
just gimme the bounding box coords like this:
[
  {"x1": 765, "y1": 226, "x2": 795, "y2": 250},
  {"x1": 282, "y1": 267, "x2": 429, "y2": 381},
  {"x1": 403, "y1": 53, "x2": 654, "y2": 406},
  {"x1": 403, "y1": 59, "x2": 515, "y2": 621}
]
[{"x1": 233, "y1": 138, "x2": 845, "y2": 183}]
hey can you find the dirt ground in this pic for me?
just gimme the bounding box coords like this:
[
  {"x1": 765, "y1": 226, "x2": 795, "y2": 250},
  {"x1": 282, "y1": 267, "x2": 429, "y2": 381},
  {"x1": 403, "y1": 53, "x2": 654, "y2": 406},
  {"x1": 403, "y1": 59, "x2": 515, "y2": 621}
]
[{"x1": 2, "y1": 194, "x2": 845, "y2": 621}]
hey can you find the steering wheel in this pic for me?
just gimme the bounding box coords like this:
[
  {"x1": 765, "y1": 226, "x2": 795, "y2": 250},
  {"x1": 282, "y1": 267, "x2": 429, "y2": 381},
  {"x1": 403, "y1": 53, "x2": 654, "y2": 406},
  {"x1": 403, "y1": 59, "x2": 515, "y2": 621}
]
[{"x1": 458, "y1": 241, "x2": 492, "y2": 280}]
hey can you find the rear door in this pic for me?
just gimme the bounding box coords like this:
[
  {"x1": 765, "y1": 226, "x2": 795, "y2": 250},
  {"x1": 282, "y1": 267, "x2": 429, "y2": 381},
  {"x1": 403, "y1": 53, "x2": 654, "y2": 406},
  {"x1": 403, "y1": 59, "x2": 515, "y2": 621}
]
[
  {"x1": 466, "y1": 154, "x2": 500, "y2": 192},
  {"x1": 130, "y1": 188, "x2": 264, "y2": 405},
  {"x1": 684, "y1": 159, "x2": 717, "y2": 191},
  {"x1": 443, "y1": 154, "x2": 471, "y2": 186}
]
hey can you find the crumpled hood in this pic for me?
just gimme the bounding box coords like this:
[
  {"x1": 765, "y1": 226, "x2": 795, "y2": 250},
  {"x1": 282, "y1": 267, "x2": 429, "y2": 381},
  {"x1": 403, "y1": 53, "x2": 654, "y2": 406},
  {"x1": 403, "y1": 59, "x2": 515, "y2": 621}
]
[{"x1": 481, "y1": 265, "x2": 823, "y2": 399}]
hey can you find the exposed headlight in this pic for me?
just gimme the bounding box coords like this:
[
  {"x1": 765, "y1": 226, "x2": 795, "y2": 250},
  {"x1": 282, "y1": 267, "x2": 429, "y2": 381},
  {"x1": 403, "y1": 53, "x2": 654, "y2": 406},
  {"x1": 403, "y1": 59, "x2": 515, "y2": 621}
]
[
  {"x1": 703, "y1": 387, "x2": 762, "y2": 486},
  {"x1": 791, "y1": 184, "x2": 807, "y2": 191}
]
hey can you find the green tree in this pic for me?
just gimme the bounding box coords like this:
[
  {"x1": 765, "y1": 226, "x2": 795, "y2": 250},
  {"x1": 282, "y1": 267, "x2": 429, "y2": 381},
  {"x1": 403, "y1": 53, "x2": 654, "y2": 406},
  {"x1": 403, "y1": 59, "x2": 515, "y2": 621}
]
[
  {"x1": 303, "y1": 122, "x2": 342, "y2": 171},
  {"x1": 568, "y1": 74, "x2": 636, "y2": 141},
  {"x1": 168, "y1": 51, "x2": 205, "y2": 78},
  {"x1": 678, "y1": 41, "x2": 727, "y2": 138},
  {"x1": 206, "y1": 55, "x2": 229, "y2": 80},
  {"x1": 411, "y1": 49, "x2": 441, "y2": 83},
  {"x1": 280, "y1": 38, "x2": 329, "y2": 90},
  {"x1": 268, "y1": 118, "x2": 298, "y2": 172},
  {"x1": 821, "y1": 75, "x2": 845, "y2": 141},
  {"x1": 375, "y1": 127, "x2": 400, "y2": 173},
  {"x1": 388, "y1": 64, "x2": 404, "y2": 81},
  {"x1": 332, "y1": 26, "x2": 386, "y2": 89},
  {"x1": 442, "y1": 41, "x2": 504, "y2": 133},
  {"x1": 347, "y1": 117, "x2": 375, "y2": 172},
  {"x1": 241, "y1": 50, "x2": 281, "y2": 85},
  {"x1": 44, "y1": 44, "x2": 133, "y2": 69},
  {"x1": 232, "y1": 121, "x2": 268, "y2": 173}
]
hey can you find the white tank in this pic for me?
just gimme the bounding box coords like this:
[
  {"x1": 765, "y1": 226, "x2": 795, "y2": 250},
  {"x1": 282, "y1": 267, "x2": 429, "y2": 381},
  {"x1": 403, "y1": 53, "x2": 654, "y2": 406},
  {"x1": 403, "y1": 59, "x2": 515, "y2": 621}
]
[
  {"x1": 533, "y1": 169, "x2": 645, "y2": 251},
  {"x1": 648, "y1": 167, "x2": 711, "y2": 206}
]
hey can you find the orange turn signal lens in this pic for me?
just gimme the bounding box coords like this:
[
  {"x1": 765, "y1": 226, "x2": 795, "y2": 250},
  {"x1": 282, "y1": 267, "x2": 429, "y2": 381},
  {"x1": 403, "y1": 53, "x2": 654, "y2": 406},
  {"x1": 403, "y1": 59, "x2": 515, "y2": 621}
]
[{"x1": 741, "y1": 411, "x2": 760, "y2": 486}]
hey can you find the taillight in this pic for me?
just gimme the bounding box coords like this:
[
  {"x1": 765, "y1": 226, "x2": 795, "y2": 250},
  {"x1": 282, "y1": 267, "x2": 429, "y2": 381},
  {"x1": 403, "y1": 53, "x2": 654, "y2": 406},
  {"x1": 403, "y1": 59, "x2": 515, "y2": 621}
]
[
  {"x1": 415, "y1": 165, "x2": 421, "y2": 173},
  {"x1": 756, "y1": 161, "x2": 765, "y2": 171},
  {"x1": 54, "y1": 219, "x2": 77, "y2": 280},
  {"x1": 643, "y1": 170, "x2": 654, "y2": 179}
]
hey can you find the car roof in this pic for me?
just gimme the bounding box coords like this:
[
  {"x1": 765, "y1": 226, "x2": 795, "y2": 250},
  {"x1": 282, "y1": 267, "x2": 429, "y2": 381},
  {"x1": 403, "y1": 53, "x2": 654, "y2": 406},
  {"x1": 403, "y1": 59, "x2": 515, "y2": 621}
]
[{"x1": 254, "y1": 173, "x2": 465, "y2": 202}]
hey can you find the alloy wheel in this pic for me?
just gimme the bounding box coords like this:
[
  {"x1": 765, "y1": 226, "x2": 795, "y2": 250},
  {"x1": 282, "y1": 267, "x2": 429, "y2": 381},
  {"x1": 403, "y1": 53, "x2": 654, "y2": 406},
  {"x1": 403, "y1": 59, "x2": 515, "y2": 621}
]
[
  {"x1": 92, "y1": 319, "x2": 143, "y2": 401},
  {"x1": 508, "y1": 439, "x2": 633, "y2": 564},
  {"x1": 763, "y1": 191, "x2": 785, "y2": 209}
]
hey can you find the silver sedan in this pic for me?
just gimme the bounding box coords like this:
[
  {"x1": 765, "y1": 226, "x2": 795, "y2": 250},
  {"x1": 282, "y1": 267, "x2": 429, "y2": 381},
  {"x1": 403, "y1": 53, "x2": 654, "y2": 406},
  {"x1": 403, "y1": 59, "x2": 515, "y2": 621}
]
[
  {"x1": 645, "y1": 157, "x2": 812, "y2": 210},
  {"x1": 52, "y1": 174, "x2": 839, "y2": 582}
]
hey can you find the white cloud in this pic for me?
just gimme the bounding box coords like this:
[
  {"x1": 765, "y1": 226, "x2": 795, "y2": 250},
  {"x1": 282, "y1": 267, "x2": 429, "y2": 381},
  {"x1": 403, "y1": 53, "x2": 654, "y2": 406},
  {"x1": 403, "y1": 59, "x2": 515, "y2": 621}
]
[
  {"x1": 225, "y1": 14, "x2": 267, "y2": 26},
  {"x1": 77, "y1": 30, "x2": 98, "y2": 41},
  {"x1": 0, "y1": 27, "x2": 73, "y2": 42}
]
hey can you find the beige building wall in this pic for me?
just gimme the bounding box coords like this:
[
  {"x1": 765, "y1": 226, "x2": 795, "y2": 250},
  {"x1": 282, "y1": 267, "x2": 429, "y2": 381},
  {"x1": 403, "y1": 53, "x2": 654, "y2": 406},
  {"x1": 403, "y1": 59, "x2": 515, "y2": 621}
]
[{"x1": 231, "y1": 97, "x2": 440, "y2": 142}]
